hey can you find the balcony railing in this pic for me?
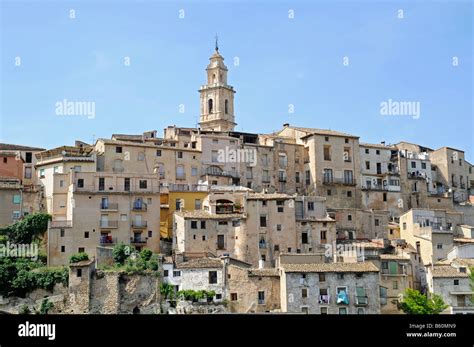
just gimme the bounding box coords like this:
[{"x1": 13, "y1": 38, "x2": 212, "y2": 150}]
[
  {"x1": 75, "y1": 184, "x2": 159, "y2": 193},
  {"x1": 131, "y1": 237, "x2": 147, "y2": 245},
  {"x1": 278, "y1": 176, "x2": 287, "y2": 182},
  {"x1": 323, "y1": 178, "x2": 356, "y2": 186},
  {"x1": 361, "y1": 184, "x2": 389, "y2": 191},
  {"x1": 100, "y1": 202, "x2": 118, "y2": 210},
  {"x1": 100, "y1": 236, "x2": 116, "y2": 245},
  {"x1": 131, "y1": 220, "x2": 148, "y2": 228},
  {"x1": 100, "y1": 220, "x2": 118, "y2": 228},
  {"x1": 408, "y1": 172, "x2": 427, "y2": 180},
  {"x1": 132, "y1": 203, "x2": 147, "y2": 211}
]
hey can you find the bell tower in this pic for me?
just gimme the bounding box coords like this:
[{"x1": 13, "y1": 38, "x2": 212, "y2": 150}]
[{"x1": 199, "y1": 37, "x2": 236, "y2": 132}]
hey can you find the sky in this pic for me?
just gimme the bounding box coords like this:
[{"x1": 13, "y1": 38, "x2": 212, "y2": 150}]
[{"x1": 0, "y1": 0, "x2": 472, "y2": 161}]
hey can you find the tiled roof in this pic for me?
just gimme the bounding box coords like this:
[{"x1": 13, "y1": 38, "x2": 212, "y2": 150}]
[
  {"x1": 288, "y1": 126, "x2": 358, "y2": 139},
  {"x1": 175, "y1": 210, "x2": 244, "y2": 219},
  {"x1": 432, "y1": 266, "x2": 468, "y2": 278},
  {"x1": 282, "y1": 262, "x2": 379, "y2": 273},
  {"x1": 454, "y1": 238, "x2": 474, "y2": 244},
  {"x1": 248, "y1": 268, "x2": 279, "y2": 277},
  {"x1": 360, "y1": 142, "x2": 396, "y2": 150},
  {"x1": 0, "y1": 143, "x2": 45, "y2": 151},
  {"x1": 176, "y1": 257, "x2": 222, "y2": 269}
]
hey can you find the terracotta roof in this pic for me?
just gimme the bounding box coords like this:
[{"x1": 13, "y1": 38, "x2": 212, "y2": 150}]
[
  {"x1": 282, "y1": 262, "x2": 379, "y2": 273},
  {"x1": 176, "y1": 257, "x2": 222, "y2": 269},
  {"x1": 454, "y1": 238, "x2": 474, "y2": 244},
  {"x1": 0, "y1": 143, "x2": 45, "y2": 151},
  {"x1": 248, "y1": 268, "x2": 279, "y2": 277},
  {"x1": 175, "y1": 210, "x2": 244, "y2": 219},
  {"x1": 287, "y1": 126, "x2": 358, "y2": 139},
  {"x1": 432, "y1": 266, "x2": 468, "y2": 278}
]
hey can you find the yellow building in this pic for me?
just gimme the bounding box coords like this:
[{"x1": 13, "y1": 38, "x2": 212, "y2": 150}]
[{"x1": 160, "y1": 185, "x2": 209, "y2": 238}]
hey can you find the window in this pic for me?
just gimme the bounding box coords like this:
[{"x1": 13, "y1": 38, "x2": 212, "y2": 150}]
[
  {"x1": 209, "y1": 271, "x2": 218, "y2": 284},
  {"x1": 357, "y1": 308, "x2": 365, "y2": 314},
  {"x1": 218, "y1": 221, "x2": 228, "y2": 226},
  {"x1": 277, "y1": 200, "x2": 284, "y2": 212},
  {"x1": 99, "y1": 177, "x2": 105, "y2": 191},
  {"x1": 148, "y1": 230, "x2": 152, "y2": 238},
  {"x1": 231, "y1": 293, "x2": 237, "y2": 301},
  {"x1": 173, "y1": 271, "x2": 181, "y2": 277},
  {"x1": 84, "y1": 231, "x2": 89, "y2": 238},
  {"x1": 2, "y1": 157, "x2": 6, "y2": 163},
  {"x1": 59, "y1": 180, "x2": 64, "y2": 188},
  {"x1": 365, "y1": 161, "x2": 370, "y2": 170},
  {"x1": 421, "y1": 162, "x2": 426, "y2": 169},
  {"x1": 344, "y1": 170, "x2": 353, "y2": 184},
  {"x1": 24, "y1": 167, "x2": 32, "y2": 179},
  {"x1": 348, "y1": 215, "x2": 352, "y2": 221},
  {"x1": 60, "y1": 229, "x2": 65, "y2": 237},
  {"x1": 454, "y1": 279, "x2": 459, "y2": 285},
  {"x1": 200, "y1": 221, "x2": 206, "y2": 229},
  {"x1": 308, "y1": 202, "x2": 314, "y2": 211},
  {"x1": 325, "y1": 136, "x2": 329, "y2": 142},
  {"x1": 305, "y1": 170, "x2": 311, "y2": 185},
  {"x1": 156, "y1": 150, "x2": 162, "y2": 157},
  {"x1": 323, "y1": 146, "x2": 331, "y2": 161},
  {"x1": 163, "y1": 270, "x2": 169, "y2": 277},
  {"x1": 411, "y1": 161, "x2": 416, "y2": 169},
  {"x1": 302, "y1": 232, "x2": 308, "y2": 244},
  {"x1": 327, "y1": 189, "x2": 331, "y2": 196},
  {"x1": 319, "y1": 273, "x2": 326, "y2": 282},
  {"x1": 375, "y1": 219, "x2": 380, "y2": 226},
  {"x1": 383, "y1": 193, "x2": 387, "y2": 202},
  {"x1": 339, "y1": 308, "x2": 347, "y2": 315},
  {"x1": 260, "y1": 215, "x2": 267, "y2": 227},
  {"x1": 137, "y1": 152, "x2": 145, "y2": 161},
  {"x1": 24, "y1": 152, "x2": 32, "y2": 163},
  {"x1": 347, "y1": 191, "x2": 352, "y2": 197},
  {"x1": 208, "y1": 98, "x2": 213, "y2": 113},
  {"x1": 78, "y1": 247, "x2": 85, "y2": 253},
  {"x1": 320, "y1": 230, "x2": 327, "y2": 241},
  {"x1": 139, "y1": 180, "x2": 147, "y2": 189},
  {"x1": 191, "y1": 221, "x2": 198, "y2": 229},
  {"x1": 116, "y1": 146, "x2": 122, "y2": 153},
  {"x1": 258, "y1": 291, "x2": 265, "y2": 304},
  {"x1": 337, "y1": 273, "x2": 344, "y2": 280},
  {"x1": 323, "y1": 168, "x2": 333, "y2": 183},
  {"x1": 436, "y1": 243, "x2": 443, "y2": 249},
  {"x1": 276, "y1": 224, "x2": 282, "y2": 231},
  {"x1": 12, "y1": 195, "x2": 21, "y2": 204},
  {"x1": 124, "y1": 178, "x2": 130, "y2": 191},
  {"x1": 191, "y1": 167, "x2": 198, "y2": 176},
  {"x1": 320, "y1": 307, "x2": 328, "y2": 314},
  {"x1": 177, "y1": 151, "x2": 183, "y2": 159},
  {"x1": 403, "y1": 222, "x2": 407, "y2": 230},
  {"x1": 232, "y1": 220, "x2": 240, "y2": 227},
  {"x1": 53, "y1": 166, "x2": 59, "y2": 174},
  {"x1": 39, "y1": 168, "x2": 45, "y2": 178},
  {"x1": 77, "y1": 269, "x2": 82, "y2": 278},
  {"x1": 195, "y1": 199, "x2": 201, "y2": 210},
  {"x1": 274, "y1": 245, "x2": 280, "y2": 252},
  {"x1": 262, "y1": 200, "x2": 267, "y2": 207},
  {"x1": 302, "y1": 288, "x2": 308, "y2": 298},
  {"x1": 61, "y1": 246, "x2": 65, "y2": 253}
]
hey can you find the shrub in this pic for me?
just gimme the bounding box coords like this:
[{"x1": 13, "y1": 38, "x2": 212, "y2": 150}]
[
  {"x1": 140, "y1": 249, "x2": 153, "y2": 261},
  {"x1": 112, "y1": 243, "x2": 133, "y2": 265},
  {"x1": 19, "y1": 304, "x2": 30, "y2": 314},
  {"x1": 38, "y1": 298, "x2": 54, "y2": 314},
  {"x1": 69, "y1": 252, "x2": 89, "y2": 264}
]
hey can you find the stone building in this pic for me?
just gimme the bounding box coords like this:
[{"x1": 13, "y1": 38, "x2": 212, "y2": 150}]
[
  {"x1": 279, "y1": 260, "x2": 380, "y2": 314},
  {"x1": 426, "y1": 264, "x2": 474, "y2": 314}
]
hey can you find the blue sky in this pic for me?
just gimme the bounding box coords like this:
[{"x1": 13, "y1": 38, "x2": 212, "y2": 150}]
[{"x1": 1, "y1": 0, "x2": 472, "y2": 161}]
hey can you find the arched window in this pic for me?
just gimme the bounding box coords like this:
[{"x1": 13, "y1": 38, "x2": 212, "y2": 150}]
[
  {"x1": 225, "y1": 99, "x2": 229, "y2": 114},
  {"x1": 208, "y1": 99, "x2": 213, "y2": 113},
  {"x1": 212, "y1": 74, "x2": 216, "y2": 83}
]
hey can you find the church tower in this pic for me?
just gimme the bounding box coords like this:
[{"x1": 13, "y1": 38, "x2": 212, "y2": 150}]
[{"x1": 199, "y1": 38, "x2": 236, "y2": 132}]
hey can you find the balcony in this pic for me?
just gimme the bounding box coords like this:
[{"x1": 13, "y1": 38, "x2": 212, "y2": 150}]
[
  {"x1": 100, "y1": 202, "x2": 118, "y2": 211},
  {"x1": 50, "y1": 220, "x2": 73, "y2": 228},
  {"x1": 278, "y1": 176, "x2": 287, "y2": 183},
  {"x1": 132, "y1": 203, "x2": 147, "y2": 212},
  {"x1": 323, "y1": 178, "x2": 356, "y2": 186},
  {"x1": 131, "y1": 220, "x2": 148, "y2": 228},
  {"x1": 262, "y1": 177, "x2": 271, "y2": 183},
  {"x1": 362, "y1": 184, "x2": 388, "y2": 191},
  {"x1": 100, "y1": 220, "x2": 118, "y2": 229},
  {"x1": 131, "y1": 237, "x2": 147, "y2": 245},
  {"x1": 100, "y1": 235, "x2": 116, "y2": 245},
  {"x1": 176, "y1": 174, "x2": 186, "y2": 180},
  {"x1": 408, "y1": 172, "x2": 427, "y2": 180}
]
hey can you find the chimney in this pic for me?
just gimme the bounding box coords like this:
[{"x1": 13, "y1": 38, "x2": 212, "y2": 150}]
[{"x1": 283, "y1": 123, "x2": 290, "y2": 128}]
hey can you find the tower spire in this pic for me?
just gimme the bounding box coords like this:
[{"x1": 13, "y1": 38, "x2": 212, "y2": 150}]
[{"x1": 215, "y1": 34, "x2": 219, "y2": 51}]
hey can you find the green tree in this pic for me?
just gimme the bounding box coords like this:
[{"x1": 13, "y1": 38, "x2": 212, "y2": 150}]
[
  {"x1": 160, "y1": 282, "x2": 174, "y2": 300},
  {"x1": 0, "y1": 213, "x2": 51, "y2": 244},
  {"x1": 37, "y1": 298, "x2": 54, "y2": 314},
  {"x1": 399, "y1": 288, "x2": 448, "y2": 314},
  {"x1": 140, "y1": 249, "x2": 153, "y2": 261},
  {"x1": 112, "y1": 243, "x2": 133, "y2": 265}
]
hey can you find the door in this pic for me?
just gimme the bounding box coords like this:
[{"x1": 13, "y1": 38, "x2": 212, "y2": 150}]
[
  {"x1": 100, "y1": 215, "x2": 108, "y2": 227},
  {"x1": 217, "y1": 235, "x2": 225, "y2": 250}
]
